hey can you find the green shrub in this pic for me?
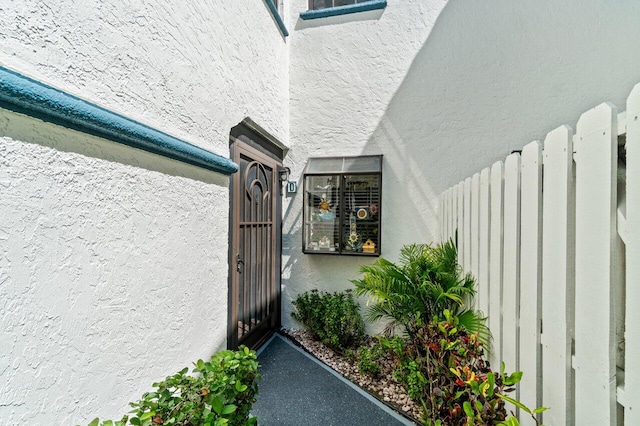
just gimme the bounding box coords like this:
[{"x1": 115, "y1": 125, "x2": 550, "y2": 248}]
[
  {"x1": 351, "y1": 239, "x2": 490, "y2": 346},
  {"x1": 357, "y1": 344, "x2": 383, "y2": 377},
  {"x1": 291, "y1": 289, "x2": 365, "y2": 351},
  {"x1": 87, "y1": 346, "x2": 261, "y2": 426}
]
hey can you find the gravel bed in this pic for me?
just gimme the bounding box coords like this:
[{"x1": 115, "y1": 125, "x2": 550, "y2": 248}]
[{"x1": 281, "y1": 329, "x2": 425, "y2": 423}]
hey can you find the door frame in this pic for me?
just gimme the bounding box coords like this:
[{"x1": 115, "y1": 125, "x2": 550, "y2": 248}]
[{"x1": 227, "y1": 119, "x2": 286, "y2": 350}]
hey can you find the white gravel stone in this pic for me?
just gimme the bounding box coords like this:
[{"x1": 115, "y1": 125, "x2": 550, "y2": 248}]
[{"x1": 283, "y1": 329, "x2": 424, "y2": 421}]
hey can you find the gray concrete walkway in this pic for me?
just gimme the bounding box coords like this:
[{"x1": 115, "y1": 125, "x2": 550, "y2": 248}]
[{"x1": 251, "y1": 334, "x2": 415, "y2": 426}]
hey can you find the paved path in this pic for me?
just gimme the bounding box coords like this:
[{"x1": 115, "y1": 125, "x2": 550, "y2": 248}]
[{"x1": 251, "y1": 334, "x2": 415, "y2": 426}]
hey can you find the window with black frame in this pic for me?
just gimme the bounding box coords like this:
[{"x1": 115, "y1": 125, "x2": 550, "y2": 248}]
[{"x1": 302, "y1": 155, "x2": 382, "y2": 256}]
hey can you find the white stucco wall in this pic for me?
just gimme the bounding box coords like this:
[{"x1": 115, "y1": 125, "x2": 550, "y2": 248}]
[
  {"x1": 282, "y1": 0, "x2": 640, "y2": 329},
  {"x1": 0, "y1": 1, "x2": 288, "y2": 424},
  {"x1": 5, "y1": 0, "x2": 640, "y2": 421}
]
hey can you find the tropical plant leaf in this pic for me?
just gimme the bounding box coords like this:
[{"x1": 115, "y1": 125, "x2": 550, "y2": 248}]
[
  {"x1": 352, "y1": 239, "x2": 491, "y2": 343},
  {"x1": 498, "y1": 393, "x2": 531, "y2": 414}
]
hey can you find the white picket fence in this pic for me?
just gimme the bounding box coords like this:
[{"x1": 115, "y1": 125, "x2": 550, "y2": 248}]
[{"x1": 438, "y1": 83, "x2": 640, "y2": 426}]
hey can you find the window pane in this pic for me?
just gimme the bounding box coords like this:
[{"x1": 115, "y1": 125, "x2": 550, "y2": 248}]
[
  {"x1": 342, "y1": 156, "x2": 381, "y2": 173},
  {"x1": 309, "y1": 0, "x2": 377, "y2": 11},
  {"x1": 311, "y1": 0, "x2": 333, "y2": 10},
  {"x1": 305, "y1": 157, "x2": 343, "y2": 173},
  {"x1": 305, "y1": 155, "x2": 382, "y2": 174}
]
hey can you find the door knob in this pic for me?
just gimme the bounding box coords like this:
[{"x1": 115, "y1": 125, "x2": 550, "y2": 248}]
[{"x1": 236, "y1": 253, "x2": 244, "y2": 272}]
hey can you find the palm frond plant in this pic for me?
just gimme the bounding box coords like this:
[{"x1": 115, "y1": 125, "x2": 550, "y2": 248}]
[{"x1": 351, "y1": 239, "x2": 491, "y2": 347}]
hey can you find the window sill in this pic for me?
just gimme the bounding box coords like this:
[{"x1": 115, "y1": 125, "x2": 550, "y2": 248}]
[
  {"x1": 300, "y1": 0, "x2": 387, "y2": 20},
  {"x1": 265, "y1": 0, "x2": 289, "y2": 37}
]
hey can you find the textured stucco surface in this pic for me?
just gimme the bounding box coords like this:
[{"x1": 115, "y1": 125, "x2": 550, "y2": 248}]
[
  {"x1": 0, "y1": 0, "x2": 289, "y2": 152},
  {"x1": 5, "y1": 0, "x2": 640, "y2": 421},
  {"x1": 282, "y1": 0, "x2": 640, "y2": 329},
  {"x1": 0, "y1": 0, "x2": 288, "y2": 424},
  {"x1": 1, "y1": 113, "x2": 229, "y2": 424}
]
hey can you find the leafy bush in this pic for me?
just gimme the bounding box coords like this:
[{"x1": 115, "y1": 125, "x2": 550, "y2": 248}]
[
  {"x1": 389, "y1": 311, "x2": 545, "y2": 425},
  {"x1": 291, "y1": 289, "x2": 365, "y2": 351},
  {"x1": 356, "y1": 340, "x2": 388, "y2": 378},
  {"x1": 87, "y1": 346, "x2": 261, "y2": 426},
  {"x1": 351, "y1": 240, "x2": 490, "y2": 345}
]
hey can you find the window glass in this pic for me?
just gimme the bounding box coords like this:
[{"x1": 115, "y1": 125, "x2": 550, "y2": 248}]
[
  {"x1": 305, "y1": 157, "x2": 344, "y2": 174},
  {"x1": 304, "y1": 156, "x2": 382, "y2": 174},
  {"x1": 310, "y1": 0, "x2": 376, "y2": 11},
  {"x1": 311, "y1": 0, "x2": 334, "y2": 9},
  {"x1": 342, "y1": 156, "x2": 381, "y2": 173}
]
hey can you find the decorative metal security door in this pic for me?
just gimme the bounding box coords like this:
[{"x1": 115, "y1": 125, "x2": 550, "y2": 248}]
[{"x1": 229, "y1": 140, "x2": 281, "y2": 350}]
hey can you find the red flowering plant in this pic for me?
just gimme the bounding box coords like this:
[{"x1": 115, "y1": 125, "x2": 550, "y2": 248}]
[{"x1": 390, "y1": 310, "x2": 546, "y2": 426}]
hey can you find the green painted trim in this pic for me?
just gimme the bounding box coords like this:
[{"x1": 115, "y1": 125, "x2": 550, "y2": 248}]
[
  {"x1": 300, "y1": 0, "x2": 386, "y2": 20},
  {"x1": 0, "y1": 66, "x2": 238, "y2": 175},
  {"x1": 265, "y1": 0, "x2": 289, "y2": 37}
]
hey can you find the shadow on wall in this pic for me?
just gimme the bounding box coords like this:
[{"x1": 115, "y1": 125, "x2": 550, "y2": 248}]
[
  {"x1": 0, "y1": 110, "x2": 230, "y2": 187},
  {"x1": 364, "y1": 0, "x2": 640, "y2": 248}
]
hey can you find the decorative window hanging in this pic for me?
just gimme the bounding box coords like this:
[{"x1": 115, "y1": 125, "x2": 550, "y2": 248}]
[{"x1": 302, "y1": 155, "x2": 382, "y2": 256}]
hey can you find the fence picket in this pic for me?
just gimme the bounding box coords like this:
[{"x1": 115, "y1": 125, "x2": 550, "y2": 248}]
[
  {"x1": 464, "y1": 177, "x2": 472, "y2": 274},
  {"x1": 471, "y1": 173, "x2": 480, "y2": 310},
  {"x1": 451, "y1": 185, "x2": 457, "y2": 244},
  {"x1": 502, "y1": 153, "x2": 521, "y2": 380},
  {"x1": 574, "y1": 103, "x2": 618, "y2": 425},
  {"x1": 451, "y1": 186, "x2": 456, "y2": 242},
  {"x1": 541, "y1": 125, "x2": 575, "y2": 425},
  {"x1": 489, "y1": 161, "x2": 504, "y2": 367},
  {"x1": 478, "y1": 168, "x2": 491, "y2": 320},
  {"x1": 446, "y1": 188, "x2": 453, "y2": 242},
  {"x1": 439, "y1": 192, "x2": 444, "y2": 243},
  {"x1": 457, "y1": 182, "x2": 465, "y2": 265},
  {"x1": 624, "y1": 84, "x2": 640, "y2": 424},
  {"x1": 519, "y1": 141, "x2": 542, "y2": 424},
  {"x1": 442, "y1": 190, "x2": 448, "y2": 243},
  {"x1": 450, "y1": 187, "x2": 456, "y2": 242}
]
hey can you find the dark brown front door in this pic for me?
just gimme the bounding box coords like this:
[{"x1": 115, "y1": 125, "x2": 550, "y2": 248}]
[{"x1": 228, "y1": 139, "x2": 281, "y2": 350}]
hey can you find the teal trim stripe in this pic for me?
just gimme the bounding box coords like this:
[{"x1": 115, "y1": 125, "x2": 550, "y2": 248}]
[
  {"x1": 300, "y1": 0, "x2": 386, "y2": 20},
  {"x1": 265, "y1": 0, "x2": 289, "y2": 37},
  {"x1": 0, "y1": 66, "x2": 238, "y2": 175}
]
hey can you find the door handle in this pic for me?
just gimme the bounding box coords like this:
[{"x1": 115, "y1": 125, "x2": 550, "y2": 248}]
[{"x1": 236, "y1": 253, "x2": 244, "y2": 272}]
